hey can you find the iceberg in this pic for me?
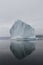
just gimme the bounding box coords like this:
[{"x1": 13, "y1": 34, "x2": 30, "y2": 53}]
[{"x1": 10, "y1": 20, "x2": 35, "y2": 39}]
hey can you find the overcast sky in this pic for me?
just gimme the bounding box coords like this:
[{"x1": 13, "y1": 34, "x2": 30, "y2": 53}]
[{"x1": 0, "y1": 0, "x2": 43, "y2": 36}]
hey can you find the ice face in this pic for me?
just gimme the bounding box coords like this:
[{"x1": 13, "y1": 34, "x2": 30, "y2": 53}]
[
  {"x1": 10, "y1": 20, "x2": 35, "y2": 39},
  {"x1": 10, "y1": 40, "x2": 35, "y2": 59}
]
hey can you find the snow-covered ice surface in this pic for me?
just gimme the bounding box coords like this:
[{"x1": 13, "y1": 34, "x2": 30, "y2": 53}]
[{"x1": 10, "y1": 20, "x2": 35, "y2": 39}]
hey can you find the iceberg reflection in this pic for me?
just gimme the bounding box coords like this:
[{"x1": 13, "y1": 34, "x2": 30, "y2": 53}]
[{"x1": 10, "y1": 39, "x2": 35, "y2": 59}]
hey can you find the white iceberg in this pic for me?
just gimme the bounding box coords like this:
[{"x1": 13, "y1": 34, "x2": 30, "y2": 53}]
[{"x1": 10, "y1": 20, "x2": 35, "y2": 39}]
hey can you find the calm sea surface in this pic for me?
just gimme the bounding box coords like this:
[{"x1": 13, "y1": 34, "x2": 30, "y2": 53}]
[{"x1": 0, "y1": 39, "x2": 43, "y2": 65}]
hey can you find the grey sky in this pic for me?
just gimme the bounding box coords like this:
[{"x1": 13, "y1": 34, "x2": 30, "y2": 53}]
[{"x1": 0, "y1": 0, "x2": 43, "y2": 36}]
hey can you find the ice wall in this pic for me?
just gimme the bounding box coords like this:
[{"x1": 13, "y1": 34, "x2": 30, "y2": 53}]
[{"x1": 10, "y1": 20, "x2": 35, "y2": 39}]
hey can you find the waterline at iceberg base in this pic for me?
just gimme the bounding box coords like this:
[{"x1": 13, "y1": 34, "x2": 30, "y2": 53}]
[{"x1": 10, "y1": 40, "x2": 35, "y2": 59}]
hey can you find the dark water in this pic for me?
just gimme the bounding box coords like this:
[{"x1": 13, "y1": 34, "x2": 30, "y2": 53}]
[{"x1": 0, "y1": 39, "x2": 43, "y2": 65}]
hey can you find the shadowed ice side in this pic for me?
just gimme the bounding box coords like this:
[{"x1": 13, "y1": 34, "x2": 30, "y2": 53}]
[{"x1": 10, "y1": 39, "x2": 35, "y2": 59}]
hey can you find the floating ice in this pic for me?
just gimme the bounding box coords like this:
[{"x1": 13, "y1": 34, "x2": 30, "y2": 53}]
[{"x1": 10, "y1": 20, "x2": 35, "y2": 39}]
